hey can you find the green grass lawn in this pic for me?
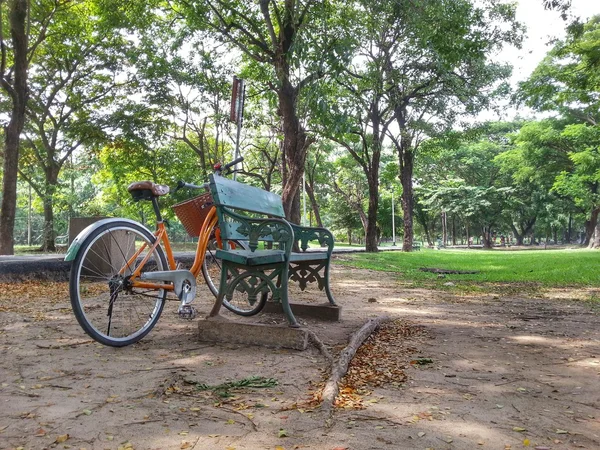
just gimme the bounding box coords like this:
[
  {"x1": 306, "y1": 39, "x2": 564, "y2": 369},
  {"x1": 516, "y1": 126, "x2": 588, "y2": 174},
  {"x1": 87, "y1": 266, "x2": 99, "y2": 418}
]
[{"x1": 338, "y1": 247, "x2": 600, "y2": 293}]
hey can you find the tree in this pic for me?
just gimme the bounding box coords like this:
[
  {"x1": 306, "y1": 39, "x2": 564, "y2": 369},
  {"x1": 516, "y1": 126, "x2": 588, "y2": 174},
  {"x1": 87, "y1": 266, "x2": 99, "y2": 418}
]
[
  {"x1": 329, "y1": 153, "x2": 369, "y2": 239},
  {"x1": 18, "y1": 0, "x2": 129, "y2": 251},
  {"x1": 518, "y1": 15, "x2": 600, "y2": 126},
  {"x1": 0, "y1": 0, "x2": 29, "y2": 255},
  {"x1": 375, "y1": 0, "x2": 521, "y2": 252},
  {"x1": 182, "y1": 0, "x2": 351, "y2": 224},
  {"x1": 518, "y1": 16, "x2": 600, "y2": 246},
  {"x1": 316, "y1": 0, "x2": 395, "y2": 252}
]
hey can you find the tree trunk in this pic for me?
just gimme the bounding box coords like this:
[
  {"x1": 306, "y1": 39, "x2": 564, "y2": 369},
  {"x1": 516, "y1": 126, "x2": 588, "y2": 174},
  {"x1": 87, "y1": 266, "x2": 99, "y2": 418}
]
[
  {"x1": 451, "y1": 215, "x2": 456, "y2": 246},
  {"x1": 290, "y1": 187, "x2": 301, "y2": 225},
  {"x1": 305, "y1": 180, "x2": 323, "y2": 228},
  {"x1": 399, "y1": 146, "x2": 414, "y2": 252},
  {"x1": 510, "y1": 224, "x2": 524, "y2": 246},
  {"x1": 588, "y1": 208, "x2": 600, "y2": 249},
  {"x1": 0, "y1": 0, "x2": 29, "y2": 255},
  {"x1": 365, "y1": 173, "x2": 379, "y2": 252},
  {"x1": 277, "y1": 80, "x2": 311, "y2": 223},
  {"x1": 441, "y1": 211, "x2": 447, "y2": 247},
  {"x1": 482, "y1": 226, "x2": 493, "y2": 249},
  {"x1": 41, "y1": 195, "x2": 56, "y2": 252},
  {"x1": 585, "y1": 207, "x2": 599, "y2": 247}
]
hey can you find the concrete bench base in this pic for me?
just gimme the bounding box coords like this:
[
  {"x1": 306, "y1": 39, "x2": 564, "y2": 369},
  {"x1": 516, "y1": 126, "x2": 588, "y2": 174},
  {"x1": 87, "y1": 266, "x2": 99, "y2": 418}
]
[
  {"x1": 198, "y1": 317, "x2": 309, "y2": 350},
  {"x1": 261, "y1": 302, "x2": 341, "y2": 321}
]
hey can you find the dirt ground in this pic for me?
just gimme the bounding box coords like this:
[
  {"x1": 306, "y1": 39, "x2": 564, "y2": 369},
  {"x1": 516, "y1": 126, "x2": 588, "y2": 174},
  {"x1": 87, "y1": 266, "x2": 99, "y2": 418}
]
[{"x1": 0, "y1": 261, "x2": 599, "y2": 450}]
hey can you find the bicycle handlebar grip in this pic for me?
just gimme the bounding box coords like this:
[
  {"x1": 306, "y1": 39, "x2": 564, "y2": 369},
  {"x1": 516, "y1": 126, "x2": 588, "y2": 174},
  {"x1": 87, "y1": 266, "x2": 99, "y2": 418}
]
[
  {"x1": 174, "y1": 180, "x2": 186, "y2": 193},
  {"x1": 223, "y1": 156, "x2": 244, "y2": 171}
]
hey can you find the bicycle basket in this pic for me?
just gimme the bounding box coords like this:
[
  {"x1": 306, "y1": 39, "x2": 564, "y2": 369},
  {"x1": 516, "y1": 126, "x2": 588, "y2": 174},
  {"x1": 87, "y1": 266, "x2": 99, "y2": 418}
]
[{"x1": 172, "y1": 193, "x2": 213, "y2": 237}]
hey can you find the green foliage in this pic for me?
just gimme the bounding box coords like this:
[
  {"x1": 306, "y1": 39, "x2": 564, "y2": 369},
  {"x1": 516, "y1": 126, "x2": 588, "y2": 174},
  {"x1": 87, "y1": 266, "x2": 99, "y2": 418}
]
[{"x1": 518, "y1": 15, "x2": 600, "y2": 124}]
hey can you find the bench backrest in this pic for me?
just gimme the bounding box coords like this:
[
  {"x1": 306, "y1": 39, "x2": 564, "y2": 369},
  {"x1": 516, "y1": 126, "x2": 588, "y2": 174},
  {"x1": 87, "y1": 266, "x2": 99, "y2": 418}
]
[{"x1": 209, "y1": 174, "x2": 286, "y2": 242}]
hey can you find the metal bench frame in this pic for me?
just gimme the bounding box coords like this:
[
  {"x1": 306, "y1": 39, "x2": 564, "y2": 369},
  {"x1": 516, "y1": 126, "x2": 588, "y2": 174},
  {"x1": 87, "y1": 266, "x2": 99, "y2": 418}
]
[{"x1": 207, "y1": 174, "x2": 337, "y2": 326}]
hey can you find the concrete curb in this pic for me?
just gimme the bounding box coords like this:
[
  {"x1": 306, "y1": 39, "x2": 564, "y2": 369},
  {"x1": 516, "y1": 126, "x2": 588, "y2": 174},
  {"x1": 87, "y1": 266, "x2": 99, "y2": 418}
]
[{"x1": 0, "y1": 246, "x2": 403, "y2": 282}]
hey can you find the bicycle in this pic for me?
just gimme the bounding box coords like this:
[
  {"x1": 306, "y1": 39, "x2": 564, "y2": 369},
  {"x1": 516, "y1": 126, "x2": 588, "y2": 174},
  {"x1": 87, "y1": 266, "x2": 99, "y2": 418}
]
[{"x1": 66, "y1": 157, "x2": 266, "y2": 347}]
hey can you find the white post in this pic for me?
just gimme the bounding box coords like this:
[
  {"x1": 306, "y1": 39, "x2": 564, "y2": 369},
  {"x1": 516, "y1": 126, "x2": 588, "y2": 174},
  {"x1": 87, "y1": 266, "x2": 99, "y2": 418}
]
[
  {"x1": 392, "y1": 190, "x2": 396, "y2": 246},
  {"x1": 302, "y1": 172, "x2": 307, "y2": 226},
  {"x1": 231, "y1": 77, "x2": 245, "y2": 181},
  {"x1": 27, "y1": 184, "x2": 32, "y2": 247}
]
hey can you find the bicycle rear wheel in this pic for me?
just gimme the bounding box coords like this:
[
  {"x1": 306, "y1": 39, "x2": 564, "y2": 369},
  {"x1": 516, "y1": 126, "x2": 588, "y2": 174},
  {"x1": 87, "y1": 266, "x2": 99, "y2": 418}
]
[
  {"x1": 69, "y1": 220, "x2": 168, "y2": 347},
  {"x1": 202, "y1": 235, "x2": 267, "y2": 316}
]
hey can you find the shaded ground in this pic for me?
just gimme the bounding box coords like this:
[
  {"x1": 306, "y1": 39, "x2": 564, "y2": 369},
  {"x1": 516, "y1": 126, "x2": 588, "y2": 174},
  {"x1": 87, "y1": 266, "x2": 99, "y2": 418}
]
[{"x1": 0, "y1": 263, "x2": 599, "y2": 450}]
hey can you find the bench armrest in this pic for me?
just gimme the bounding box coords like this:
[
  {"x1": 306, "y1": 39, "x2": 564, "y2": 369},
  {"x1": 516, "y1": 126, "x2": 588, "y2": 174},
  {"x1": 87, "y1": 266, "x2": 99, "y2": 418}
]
[
  {"x1": 222, "y1": 208, "x2": 294, "y2": 257},
  {"x1": 290, "y1": 224, "x2": 334, "y2": 254}
]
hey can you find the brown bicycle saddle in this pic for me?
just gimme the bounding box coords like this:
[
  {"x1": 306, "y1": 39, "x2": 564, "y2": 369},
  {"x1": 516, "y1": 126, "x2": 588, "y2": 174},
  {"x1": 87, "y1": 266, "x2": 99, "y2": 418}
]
[{"x1": 127, "y1": 181, "x2": 170, "y2": 197}]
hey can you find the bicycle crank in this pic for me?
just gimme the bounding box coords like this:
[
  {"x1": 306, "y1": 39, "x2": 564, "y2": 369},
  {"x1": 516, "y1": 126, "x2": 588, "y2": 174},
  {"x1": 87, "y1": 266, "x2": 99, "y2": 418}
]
[{"x1": 139, "y1": 270, "x2": 197, "y2": 304}]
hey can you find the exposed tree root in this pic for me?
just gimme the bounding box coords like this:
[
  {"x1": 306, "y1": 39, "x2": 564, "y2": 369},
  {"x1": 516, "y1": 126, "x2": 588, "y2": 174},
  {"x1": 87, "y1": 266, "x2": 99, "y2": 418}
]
[
  {"x1": 321, "y1": 315, "x2": 390, "y2": 426},
  {"x1": 307, "y1": 329, "x2": 333, "y2": 363}
]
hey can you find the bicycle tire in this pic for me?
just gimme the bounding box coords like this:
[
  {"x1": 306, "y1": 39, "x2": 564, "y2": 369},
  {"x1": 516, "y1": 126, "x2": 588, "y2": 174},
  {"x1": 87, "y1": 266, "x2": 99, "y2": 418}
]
[
  {"x1": 201, "y1": 234, "x2": 267, "y2": 316},
  {"x1": 69, "y1": 220, "x2": 168, "y2": 347}
]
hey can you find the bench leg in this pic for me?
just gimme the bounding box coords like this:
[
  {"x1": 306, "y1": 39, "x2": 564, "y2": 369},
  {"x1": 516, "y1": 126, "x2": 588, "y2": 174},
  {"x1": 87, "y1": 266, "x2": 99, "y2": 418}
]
[
  {"x1": 324, "y1": 260, "x2": 337, "y2": 306},
  {"x1": 279, "y1": 266, "x2": 299, "y2": 328},
  {"x1": 289, "y1": 260, "x2": 337, "y2": 306},
  {"x1": 208, "y1": 262, "x2": 230, "y2": 317}
]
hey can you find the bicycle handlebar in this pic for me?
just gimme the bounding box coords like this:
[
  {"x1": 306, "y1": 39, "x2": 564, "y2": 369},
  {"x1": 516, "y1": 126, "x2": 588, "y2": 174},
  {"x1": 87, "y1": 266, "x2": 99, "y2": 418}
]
[
  {"x1": 222, "y1": 156, "x2": 244, "y2": 172},
  {"x1": 174, "y1": 180, "x2": 208, "y2": 193},
  {"x1": 174, "y1": 156, "x2": 244, "y2": 193}
]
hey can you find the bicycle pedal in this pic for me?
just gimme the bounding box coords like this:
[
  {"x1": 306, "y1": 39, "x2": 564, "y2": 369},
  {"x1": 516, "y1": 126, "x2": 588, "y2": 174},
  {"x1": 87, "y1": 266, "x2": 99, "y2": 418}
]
[{"x1": 178, "y1": 305, "x2": 197, "y2": 320}]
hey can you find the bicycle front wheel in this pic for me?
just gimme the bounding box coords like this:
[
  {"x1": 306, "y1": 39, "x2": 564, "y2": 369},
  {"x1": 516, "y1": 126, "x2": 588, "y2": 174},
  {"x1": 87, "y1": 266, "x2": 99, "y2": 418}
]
[
  {"x1": 69, "y1": 220, "x2": 168, "y2": 347},
  {"x1": 201, "y1": 235, "x2": 267, "y2": 316}
]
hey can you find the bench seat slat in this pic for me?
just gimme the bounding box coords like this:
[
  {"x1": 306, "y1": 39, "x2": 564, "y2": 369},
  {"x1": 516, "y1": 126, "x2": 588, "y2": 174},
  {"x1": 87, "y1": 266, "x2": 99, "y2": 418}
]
[
  {"x1": 289, "y1": 252, "x2": 328, "y2": 262},
  {"x1": 215, "y1": 249, "x2": 286, "y2": 266}
]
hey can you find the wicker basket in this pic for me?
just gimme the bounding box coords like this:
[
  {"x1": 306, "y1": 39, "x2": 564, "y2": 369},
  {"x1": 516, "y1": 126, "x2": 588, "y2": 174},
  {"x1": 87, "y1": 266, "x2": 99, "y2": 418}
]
[{"x1": 172, "y1": 193, "x2": 214, "y2": 237}]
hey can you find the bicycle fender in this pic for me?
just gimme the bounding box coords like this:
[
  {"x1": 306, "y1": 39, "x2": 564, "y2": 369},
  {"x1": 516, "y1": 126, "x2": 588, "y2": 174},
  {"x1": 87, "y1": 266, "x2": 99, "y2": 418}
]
[{"x1": 64, "y1": 218, "x2": 155, "y2": 261}]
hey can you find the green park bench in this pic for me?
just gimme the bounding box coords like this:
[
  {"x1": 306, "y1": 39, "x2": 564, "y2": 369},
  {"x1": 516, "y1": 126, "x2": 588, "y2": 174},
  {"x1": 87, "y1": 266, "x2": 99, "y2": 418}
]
[{"x1": 207, "y1": 174, "x2": 337, "y2": 327}]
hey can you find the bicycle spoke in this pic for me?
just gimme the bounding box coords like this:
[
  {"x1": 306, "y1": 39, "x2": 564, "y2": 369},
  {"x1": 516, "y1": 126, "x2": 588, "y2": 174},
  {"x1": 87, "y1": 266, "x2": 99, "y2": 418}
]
[{"x1": 70, "y1": 222, "x2": 167, "y2": 347}]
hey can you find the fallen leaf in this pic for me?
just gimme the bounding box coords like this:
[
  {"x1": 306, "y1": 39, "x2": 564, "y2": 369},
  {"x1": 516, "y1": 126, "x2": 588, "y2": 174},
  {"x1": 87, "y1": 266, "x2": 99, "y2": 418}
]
[
  {"x1": 180, "y1": 442, "x2": 192, "y2": 449},
  {"x1": 34, "y1": 428, "x2": 46, "y2": 437},
  {"x1": 512, "y1": 427, "x2": 527, "y2": 432},
  {"x1": 55, "y1": 434, "x2": 69, "y2": 443},
  {"x1": 278, "y1": 429, "x2": 289, "y2": 438},
  {"x1": 117, "y1": 442, "x2": 133, "y2": 450},
  {"x1": 523, "y1": 438, "x2": 530, "y2": 447},
  {"x1": 225, "y1": 419, "x2": 235, "y2": 425},
  {"x1": 82, "y1": 409, "x2": 92, "y2": 416},
  {"x1": 417, "y1": 432, "x2": 426, "y2": 438},
  {"x1": 556, "y1": 429, "x2": 568, "y2": 434}
]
